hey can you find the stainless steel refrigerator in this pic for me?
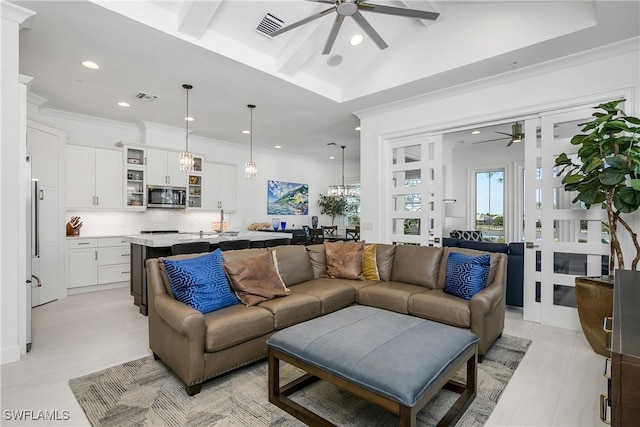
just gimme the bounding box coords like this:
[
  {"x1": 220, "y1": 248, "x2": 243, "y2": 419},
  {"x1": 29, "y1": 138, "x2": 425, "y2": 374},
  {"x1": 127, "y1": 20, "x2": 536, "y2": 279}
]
[{"x1": 25, "y1": 156, "x2": 41, "y2": 352}]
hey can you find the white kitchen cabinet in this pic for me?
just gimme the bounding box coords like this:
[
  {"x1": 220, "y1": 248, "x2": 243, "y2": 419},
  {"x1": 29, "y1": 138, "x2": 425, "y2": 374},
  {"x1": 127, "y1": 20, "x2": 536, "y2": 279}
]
[
  {"x1": 68, "y1": 237, "x2": 130, "y2": 289},
  {"x1": 66, "y1": 146, "x2": 122, "y2": 209},
  {"x1": 146, "y1": 148, "x2": 186, "y2": 187},
  {"x1": 68, "y1": 239, "x2": 98, "y2": 288},
  {"x1": 203, "y1": 163, "x2": 237, "y2": 211}
]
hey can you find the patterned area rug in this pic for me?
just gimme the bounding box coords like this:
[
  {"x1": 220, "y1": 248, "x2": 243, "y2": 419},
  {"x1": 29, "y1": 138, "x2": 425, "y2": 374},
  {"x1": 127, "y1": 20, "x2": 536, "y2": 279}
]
[{"x1": 69, "y1": 334, "x2": 530, "y2": 427}]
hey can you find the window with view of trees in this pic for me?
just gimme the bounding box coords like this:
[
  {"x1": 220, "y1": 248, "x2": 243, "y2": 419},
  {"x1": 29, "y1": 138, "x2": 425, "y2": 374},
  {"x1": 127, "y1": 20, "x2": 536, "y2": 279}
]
[{"x1": 476, "y1": 170, "x2": 504, "y2": 242}]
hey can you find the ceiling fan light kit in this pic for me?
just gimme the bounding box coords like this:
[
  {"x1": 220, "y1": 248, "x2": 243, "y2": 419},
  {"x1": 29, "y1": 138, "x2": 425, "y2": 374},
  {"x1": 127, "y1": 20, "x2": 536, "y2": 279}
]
[{"x1": 270, "y1": 0, "x2": 439, "y2": 55}]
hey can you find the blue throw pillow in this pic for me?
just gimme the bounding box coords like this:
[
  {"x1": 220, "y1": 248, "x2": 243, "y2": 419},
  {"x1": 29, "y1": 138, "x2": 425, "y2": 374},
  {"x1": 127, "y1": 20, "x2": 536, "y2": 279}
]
[
  {"x1": 162, "y1": 250, "x2": 240, "y2": 314},
  {"x1": 444, "y1": 252, "x2": 491, "y2": 300}
]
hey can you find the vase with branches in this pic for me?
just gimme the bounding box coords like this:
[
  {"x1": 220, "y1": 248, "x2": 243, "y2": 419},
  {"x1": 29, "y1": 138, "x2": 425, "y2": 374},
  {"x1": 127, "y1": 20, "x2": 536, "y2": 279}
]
[
  {"x1": 317, "y1": 194, "x2": 346, "y2": 226},
  {"x1": 554, "y1": 99, "x2": 640, "y2": 273}
]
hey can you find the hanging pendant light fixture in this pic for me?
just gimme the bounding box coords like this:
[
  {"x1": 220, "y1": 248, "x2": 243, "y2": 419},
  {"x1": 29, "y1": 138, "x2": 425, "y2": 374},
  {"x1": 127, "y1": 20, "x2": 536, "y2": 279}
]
[
  {"x1": 179, "y1": 84, "x2": 195, "y2": 172},
  {"x1": 245, "y1": 104, "x2": 258, "y2": 179},
  {"x1": 328, "y1": 144, "x2": 354, "y2": 197}
]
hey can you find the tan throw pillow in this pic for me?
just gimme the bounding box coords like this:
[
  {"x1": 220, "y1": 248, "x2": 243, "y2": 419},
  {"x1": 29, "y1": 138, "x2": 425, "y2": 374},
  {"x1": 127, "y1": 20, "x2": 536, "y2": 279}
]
[
  {"x1": 363, "y1": 244, "x2": 380, "y2": 281},
  {"x1": 324, "y1": 241, "x2": 365, "y2": 280},
  {"x1": 223, "y1": 251, "x2": 290, "y2": 306}
]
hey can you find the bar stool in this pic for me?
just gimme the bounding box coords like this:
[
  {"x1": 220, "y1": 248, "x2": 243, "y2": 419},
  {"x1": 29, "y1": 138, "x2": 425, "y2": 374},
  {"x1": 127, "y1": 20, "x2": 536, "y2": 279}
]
[
  {"x1": 218, "y1": 239, "x2": 251, "y2": 251},
  {"x1": 264, "y1": 238, "x2": 291, "y2": 247},
  {"x1": 171, "y1": 241, "x2": 211, "y2": 255}
]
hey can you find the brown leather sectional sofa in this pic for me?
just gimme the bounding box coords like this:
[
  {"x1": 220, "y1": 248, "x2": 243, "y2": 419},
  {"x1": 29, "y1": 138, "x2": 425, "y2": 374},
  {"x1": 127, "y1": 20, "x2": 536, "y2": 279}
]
[{"x1": 146, "y1": 243, "x2": 507, "y2": 395}]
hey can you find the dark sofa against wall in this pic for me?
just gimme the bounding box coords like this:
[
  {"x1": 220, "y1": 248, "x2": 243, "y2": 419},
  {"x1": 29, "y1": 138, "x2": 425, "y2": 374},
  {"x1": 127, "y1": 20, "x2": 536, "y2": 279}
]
[{"x1": 443, "y1": 238, "x2": 523, "y2": 307}]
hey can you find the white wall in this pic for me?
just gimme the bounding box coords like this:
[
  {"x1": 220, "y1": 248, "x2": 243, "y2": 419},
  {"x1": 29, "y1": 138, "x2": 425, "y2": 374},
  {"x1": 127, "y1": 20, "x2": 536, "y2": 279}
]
[
  {"x1": 357, "y1": 39, "x2": 640, "y2": 246},
  {"x1": 1, "y1": 2, "x2": 36, "y2": 365},
  {"x1": 27, "y1": 108, "x2": 343, "y2": 236}
]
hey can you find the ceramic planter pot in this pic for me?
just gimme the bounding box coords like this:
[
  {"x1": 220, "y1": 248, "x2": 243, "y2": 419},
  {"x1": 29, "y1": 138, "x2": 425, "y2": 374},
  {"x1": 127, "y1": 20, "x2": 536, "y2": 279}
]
[{"x1": 575, "y1": 276, "x2": 613, "y2": 356}]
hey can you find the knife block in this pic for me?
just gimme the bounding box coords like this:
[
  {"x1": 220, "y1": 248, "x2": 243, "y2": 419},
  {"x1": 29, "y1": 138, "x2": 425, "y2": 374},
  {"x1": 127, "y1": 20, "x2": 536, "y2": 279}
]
[{"x1": 66, "y1": 223, "x2": 80, "y2": 237}]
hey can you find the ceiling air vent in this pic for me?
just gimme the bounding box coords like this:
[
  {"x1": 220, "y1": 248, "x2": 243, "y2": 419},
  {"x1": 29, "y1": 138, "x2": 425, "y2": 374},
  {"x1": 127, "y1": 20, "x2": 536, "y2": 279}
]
[
  {"x1": 134, "y1": 92, "x2": 158, "y2": 102},
  {"x1": 256, "y1": 13, "x2": 284, "y2": 38}
]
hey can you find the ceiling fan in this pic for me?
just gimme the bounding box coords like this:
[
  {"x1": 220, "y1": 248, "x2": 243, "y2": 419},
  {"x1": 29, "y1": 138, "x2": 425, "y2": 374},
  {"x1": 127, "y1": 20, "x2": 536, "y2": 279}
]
[
  {"x1": 481, "y1": 122, "x2": 525, "y2": 147},
  {"x1": 270, "y1": 0, "x2": 440, "y2": 55}
]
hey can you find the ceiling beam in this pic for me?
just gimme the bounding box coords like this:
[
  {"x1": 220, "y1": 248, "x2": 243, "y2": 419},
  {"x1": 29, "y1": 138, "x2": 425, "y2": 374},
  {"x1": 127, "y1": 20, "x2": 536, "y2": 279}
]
[{"x1": 177, "y1": 0, "x2": 223, "y2": 39}]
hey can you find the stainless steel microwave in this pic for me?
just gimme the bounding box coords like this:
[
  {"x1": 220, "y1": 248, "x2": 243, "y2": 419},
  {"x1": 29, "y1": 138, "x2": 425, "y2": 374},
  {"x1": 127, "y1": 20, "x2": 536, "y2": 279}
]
[{"x1": 147, "y1": 185, "x2": 186, "y2": 208}]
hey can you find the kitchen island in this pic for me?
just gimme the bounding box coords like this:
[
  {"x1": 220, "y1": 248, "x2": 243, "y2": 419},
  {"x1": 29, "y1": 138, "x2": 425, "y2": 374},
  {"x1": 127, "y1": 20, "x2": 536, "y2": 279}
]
[{"x1": 125, "y1": 231, "x2": 292, "y2": 315}]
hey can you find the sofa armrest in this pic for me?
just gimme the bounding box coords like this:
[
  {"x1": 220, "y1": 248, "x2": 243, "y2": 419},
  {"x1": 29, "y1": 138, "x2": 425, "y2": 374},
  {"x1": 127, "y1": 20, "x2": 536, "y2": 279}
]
[
  {"x1": 470, "y1": 280, "x2": 503, "y2": 314},
  {"x1": 154, "y1": 293, "x2": 205, "y2": 339},
  {"x1": 469, "y1": 253, "x2": 507, "y2": 354}
]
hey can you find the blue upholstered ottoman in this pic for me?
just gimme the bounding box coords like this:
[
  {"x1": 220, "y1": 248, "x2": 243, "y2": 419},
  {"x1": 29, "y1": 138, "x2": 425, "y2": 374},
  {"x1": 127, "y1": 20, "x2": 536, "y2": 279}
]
[{"x1": 267, "y1": 306, "x2": 479, "y2": 427}]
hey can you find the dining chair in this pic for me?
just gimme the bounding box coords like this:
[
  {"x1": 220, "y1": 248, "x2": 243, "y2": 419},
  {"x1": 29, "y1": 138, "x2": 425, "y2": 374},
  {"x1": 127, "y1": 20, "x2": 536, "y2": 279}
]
[
  {"x1": 307, "y1": 227, "x2": 324, "y2": 244},
  {"x1": 346, "y1": 226, "x2": 360, "y2": 241},
  {"x1": 322, "y1": 225, "x2": 337, "y2": 236}
]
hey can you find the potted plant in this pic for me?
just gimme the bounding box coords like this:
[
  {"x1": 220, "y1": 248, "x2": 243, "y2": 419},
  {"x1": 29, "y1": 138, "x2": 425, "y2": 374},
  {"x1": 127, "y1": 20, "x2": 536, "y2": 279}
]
[
  {"x1": 317, "y1": 194, "x2": 346, "y2": 226},
  {"x1": 554, "y1": 99, "x2": 640, "y2": 355}
]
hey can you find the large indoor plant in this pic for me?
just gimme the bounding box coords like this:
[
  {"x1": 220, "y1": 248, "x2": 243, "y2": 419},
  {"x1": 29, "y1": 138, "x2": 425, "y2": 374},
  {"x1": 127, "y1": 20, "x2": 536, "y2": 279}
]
[
  {"x1": 317, "y1": 194, "x2": 346, "y2": 226},
  {"x1": 555, "y1": 99, "x2": 640, "y2": 355}
]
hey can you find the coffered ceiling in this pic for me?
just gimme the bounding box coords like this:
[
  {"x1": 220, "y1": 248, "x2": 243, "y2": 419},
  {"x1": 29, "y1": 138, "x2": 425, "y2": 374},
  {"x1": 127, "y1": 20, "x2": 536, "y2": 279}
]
[{"x1": 14, "y1": 1, "x2": 640, "y2": 161}]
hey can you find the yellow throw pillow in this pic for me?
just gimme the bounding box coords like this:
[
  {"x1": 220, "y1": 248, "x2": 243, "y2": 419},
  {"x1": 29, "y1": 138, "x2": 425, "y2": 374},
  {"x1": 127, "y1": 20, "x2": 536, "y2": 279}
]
[{"x1": 363, "y1": 244, "x2": 380, "y2": 281}]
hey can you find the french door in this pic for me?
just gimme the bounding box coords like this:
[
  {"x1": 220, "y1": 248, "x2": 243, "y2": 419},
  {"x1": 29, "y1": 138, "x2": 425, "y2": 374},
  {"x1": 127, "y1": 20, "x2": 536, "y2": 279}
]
[
  {"x1": 388, "y1": 135, "x2": 443, "y2": 246},
  {"x1": 523, "y1": 107, "x2": 610, "y2": 329}
]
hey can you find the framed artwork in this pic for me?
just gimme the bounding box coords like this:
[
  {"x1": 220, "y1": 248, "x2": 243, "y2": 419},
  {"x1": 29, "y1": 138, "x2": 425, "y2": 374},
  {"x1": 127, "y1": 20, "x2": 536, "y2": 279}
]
[{"x1": 267, "y1": 180, "x2": 309, "y2": 215}]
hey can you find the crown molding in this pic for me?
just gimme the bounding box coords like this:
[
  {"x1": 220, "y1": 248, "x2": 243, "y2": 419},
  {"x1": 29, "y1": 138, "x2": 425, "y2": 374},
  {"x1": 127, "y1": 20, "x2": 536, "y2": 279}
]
[
  {"x1": 37, "y1": 108, "x2": 139, "y2": 132},
  {"x1": 355, "y1": 37, "x2": 640, "y2": 120},
  {"x1": 1, "y1": 1, "x2": 36, "y2": 24}
]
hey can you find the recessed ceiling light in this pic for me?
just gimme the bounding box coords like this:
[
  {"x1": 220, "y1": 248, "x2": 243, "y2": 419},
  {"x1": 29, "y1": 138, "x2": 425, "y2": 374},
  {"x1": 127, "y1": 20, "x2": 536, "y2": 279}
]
[
  {"x1": 355, "y1": 126, "x2": 361, "y2": 131},
  {"x1": 242, "y1": 130, "x2": 251, "y2": 134},
  {"x1": 350, "y1": 34, "x2": 363, "y2": 46},
  {"x1": 274, "y1": 145, "x2": 282, "y2": 149},
  {"x1": 471, "y1": 130, "x2": 481, "y2": 135},
  {"x1": 329, "y1": 156, "x2": 336, "y2": 160},
  {"x1": 117, "y1": 101, "x2": 130, "y2": 108},
  {"x1": 184, "y1": 116, "x2": 194, "y2": 122},
  {"x1": 81, "y1": 60, "x2": 99, "y2": 70}
]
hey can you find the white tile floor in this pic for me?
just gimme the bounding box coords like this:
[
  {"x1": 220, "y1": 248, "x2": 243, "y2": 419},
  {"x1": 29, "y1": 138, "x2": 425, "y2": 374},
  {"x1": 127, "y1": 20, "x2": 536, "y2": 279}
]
[{"x1": 1, "y1": 288, "x2": 606, "y2": 426}]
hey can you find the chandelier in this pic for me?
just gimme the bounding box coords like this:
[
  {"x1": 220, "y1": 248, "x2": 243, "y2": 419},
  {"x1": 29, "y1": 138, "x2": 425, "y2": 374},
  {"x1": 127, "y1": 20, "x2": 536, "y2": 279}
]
[
  {"x1": 179, "y1": 84, "x2": 194, "y2": 172},
  {"x1": 328, "y1": 144, "x2": 356, "y2": 197},
  {"x1": 245, "y1": 104, "x2": 257, "y2": 179}
]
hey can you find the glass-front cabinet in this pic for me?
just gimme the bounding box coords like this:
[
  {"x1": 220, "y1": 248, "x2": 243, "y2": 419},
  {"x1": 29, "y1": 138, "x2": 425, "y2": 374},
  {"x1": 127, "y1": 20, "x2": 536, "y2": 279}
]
[
  {"x1": 187, "y1": 156, "x2": 204, "y2": 208},
  {"x1": 124, "y1": 146, "x2": 146, "y2": 209}
]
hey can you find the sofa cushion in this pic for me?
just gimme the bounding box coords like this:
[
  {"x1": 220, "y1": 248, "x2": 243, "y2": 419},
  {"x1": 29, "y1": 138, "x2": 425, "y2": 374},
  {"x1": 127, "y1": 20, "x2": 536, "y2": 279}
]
[
  {"x1": 221, "y1": 248, "x2": 267, "y2": 262},
  {"x1": 436, "y1": 247, "x2": 502, "y2": 289},
  {"x1": 375, "y1": 244, "x2": 396, "y2": 282},
  {"x1": 223, "y1": 251, "x2": 290, "y2": 306},
  {"x1": 363, "y1": 244, "x2": 380, "y2": 281},
  {"x1": 444, "y1": 252, "x2": 490, "y2": 300},
  {"x1": 306, "y1": 244, "x2": 328, "y2": 278},
  {"x1": 390, "y1": 245, "x2": 443, "y2": 289},
  {"x1": 357, "y1": 282, "x2": 427, "y2": 314},
  {"x1": 289, "y1": 278, "x2": 356, "y2": 314},
  {"x1": 162, "y1": 250, "x2": 240, "y2": 314},
  {"x1": 270, "y1": 245, "x2": 314, "y2": 286},
  {"x1": 325, "y1": 241, "x2": 365, "y2": 280},
  {"x1": 408, "y1": 289, "x2": 471, "y2": 328},
  {"x1": 204, "y1": 304, "x2": 274, "y2": 352},
  {"x1": 258, "y1": 293, "x2": 322, "y2": 330}
]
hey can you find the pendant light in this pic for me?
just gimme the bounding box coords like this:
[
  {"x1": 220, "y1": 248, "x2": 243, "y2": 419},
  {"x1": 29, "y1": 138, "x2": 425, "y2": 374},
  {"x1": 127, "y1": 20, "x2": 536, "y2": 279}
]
[
  {"x1": 179, "y1": 84, "x2": 195, "y2": 172},
  {"x1": 245, "y1": 104, "x2": 258, "y2": 179},
  {"x1": 327, "y1": 144, "x2": 351, "y2": 197}
]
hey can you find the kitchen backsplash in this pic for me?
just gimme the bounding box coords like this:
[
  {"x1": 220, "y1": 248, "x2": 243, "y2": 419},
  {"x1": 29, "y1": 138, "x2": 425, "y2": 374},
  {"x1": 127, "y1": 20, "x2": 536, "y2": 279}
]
[{"x1": 64, "y1": 210, "x2": 228, "y2": 236}]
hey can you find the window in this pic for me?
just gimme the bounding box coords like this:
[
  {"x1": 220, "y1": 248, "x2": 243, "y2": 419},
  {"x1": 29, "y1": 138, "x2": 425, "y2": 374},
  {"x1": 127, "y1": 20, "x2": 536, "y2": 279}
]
[
  {"x1": 344, "y1": 184, "x2": 360, "y2": 226},
  {"x1": 475, "y1": 170, "x2": 504, "y2": 242}
]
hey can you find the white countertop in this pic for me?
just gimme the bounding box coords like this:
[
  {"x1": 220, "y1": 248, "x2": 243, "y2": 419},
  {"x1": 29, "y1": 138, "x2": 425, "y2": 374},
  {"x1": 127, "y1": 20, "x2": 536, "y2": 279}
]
[{"x1": 124, "y1": 231, "x2": 293, "y2": 248}]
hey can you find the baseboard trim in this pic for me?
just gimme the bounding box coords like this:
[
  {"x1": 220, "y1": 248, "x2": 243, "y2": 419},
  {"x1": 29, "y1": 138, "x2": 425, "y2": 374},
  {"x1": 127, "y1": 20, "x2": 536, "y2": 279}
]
[
  {"x1": 1, "y1": 344, "x2": 21, "y2": 365},
  {"x1": 67, "y1": 281, "x2": 128, "y2": 296}
]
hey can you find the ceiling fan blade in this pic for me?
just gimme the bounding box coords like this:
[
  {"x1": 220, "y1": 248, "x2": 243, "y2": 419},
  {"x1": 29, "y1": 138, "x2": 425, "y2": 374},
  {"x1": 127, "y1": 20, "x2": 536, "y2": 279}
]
[
  {"x1": 270, "y1": 7, "x2": 335, "y2": 37},
  {"x1": 305, "y1": 0, "x2": 337, "y2": 3},
  {"x1": 322, "y1": 14, "x2": 345, "y2": 55},
  {"x1": 351, "y1": 10, "x2": 388, "y2": 50},
  {"x1": 494, "y1": 131, "x2": 513, "y2": 137},
  {"x1": 506, "y1": 139, "x2": 515, "y2": 147},
  {"x1": 358, "y1": 3, "x2": 440, "y2": 20}
]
